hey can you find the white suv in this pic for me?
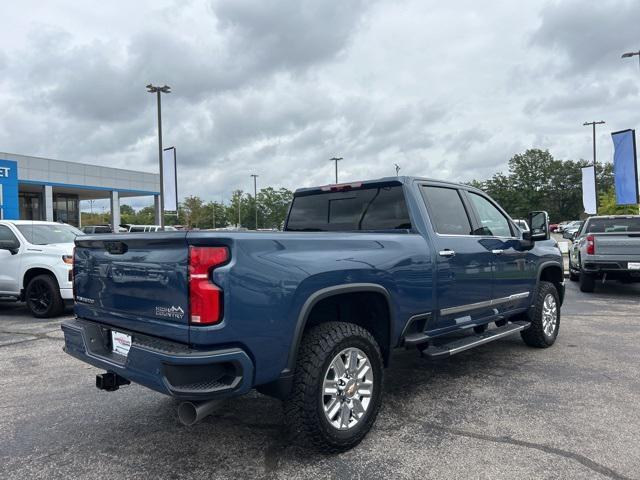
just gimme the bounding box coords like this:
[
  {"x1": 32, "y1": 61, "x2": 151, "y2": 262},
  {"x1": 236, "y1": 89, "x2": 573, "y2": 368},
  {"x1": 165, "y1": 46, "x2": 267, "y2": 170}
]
[{"x1": 0, "y1": 220, "x2": 82, "y2": 317}]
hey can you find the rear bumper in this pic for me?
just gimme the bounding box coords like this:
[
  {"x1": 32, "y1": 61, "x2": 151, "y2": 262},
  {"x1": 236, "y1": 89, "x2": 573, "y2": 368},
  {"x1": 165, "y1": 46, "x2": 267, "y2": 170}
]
[
  {"x1": 61, "y1": 318, "x2": 254, "y2": 400},
  {"x1": 582, "y1": 260, "x2": 640, "y2": 278}
]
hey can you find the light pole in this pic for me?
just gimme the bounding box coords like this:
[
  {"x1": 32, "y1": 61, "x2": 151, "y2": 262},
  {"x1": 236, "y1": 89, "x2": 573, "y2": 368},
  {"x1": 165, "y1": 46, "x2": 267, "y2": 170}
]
[
  {"x1": 394, "y1": 163, "x2": 401, "y2": 176},
  {"x1": 237, "y1": 191, "x2": 241, "y2": 227},
  {"x1": 146, "y1": 84, "x2": 171, "y2": 229},
  {"x1": 583, "y1": 120, "x2": 605, "y2": 213},
  {"x1": 329, "y1": 157, "x2": 343, "y2": 183},
  {"x1": 622, "y1": 50, "x2": 640, "y2": 70},
  {"x1": 250, "y1": 174, "x2": 259, "y2": 230}
]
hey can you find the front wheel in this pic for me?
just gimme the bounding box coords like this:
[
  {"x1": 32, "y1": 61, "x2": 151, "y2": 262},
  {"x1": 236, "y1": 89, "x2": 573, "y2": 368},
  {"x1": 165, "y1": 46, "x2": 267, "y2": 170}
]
[
  {"x1": 25, "y1": 274, "x2": 64, "y2": 318},
  {"x1": 284, "y1": 322, "x2": 383, "y2": 452},
  {"x1": 520, "y1": 281, "x2": 560, "y2": 348}
]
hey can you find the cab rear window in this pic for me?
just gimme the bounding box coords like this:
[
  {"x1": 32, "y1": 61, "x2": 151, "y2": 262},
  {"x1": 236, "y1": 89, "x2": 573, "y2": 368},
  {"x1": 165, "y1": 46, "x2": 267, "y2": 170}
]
[
  {"x1": 285, "y1": 185, "x2": 411, "y2": 232},
  {"x1": 584, "y1": 218, "x2": 640, "y2": 233}
]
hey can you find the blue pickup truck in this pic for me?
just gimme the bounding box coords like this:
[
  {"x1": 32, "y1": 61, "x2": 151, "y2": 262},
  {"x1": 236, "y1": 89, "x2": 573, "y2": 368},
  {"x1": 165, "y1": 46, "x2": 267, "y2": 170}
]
[{"x1": 62, "y1": 177, "x2": 564, "y2": 451}]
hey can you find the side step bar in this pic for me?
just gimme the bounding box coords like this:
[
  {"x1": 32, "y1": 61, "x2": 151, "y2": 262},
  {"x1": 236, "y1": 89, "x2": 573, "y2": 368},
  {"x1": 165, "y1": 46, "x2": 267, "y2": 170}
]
[{"x1": 420, "y1": 321, "x2": 531, "y2": 359}]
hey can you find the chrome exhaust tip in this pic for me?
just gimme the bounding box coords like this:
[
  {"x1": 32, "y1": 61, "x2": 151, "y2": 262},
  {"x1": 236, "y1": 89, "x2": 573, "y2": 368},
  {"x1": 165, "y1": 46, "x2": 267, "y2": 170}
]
[{"x1": 177, "y1": 399, "x2": 221, "y2": 426}]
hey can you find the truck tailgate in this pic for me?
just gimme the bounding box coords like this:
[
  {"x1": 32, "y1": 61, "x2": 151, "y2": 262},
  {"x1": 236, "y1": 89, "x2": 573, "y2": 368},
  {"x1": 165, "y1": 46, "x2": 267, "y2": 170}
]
[
  {"x1": 74, "y1": 233, "x2": 190, "y2": 343},
  {"x1": 594, "y1": 233, "x2": 640, "y2": 256}
]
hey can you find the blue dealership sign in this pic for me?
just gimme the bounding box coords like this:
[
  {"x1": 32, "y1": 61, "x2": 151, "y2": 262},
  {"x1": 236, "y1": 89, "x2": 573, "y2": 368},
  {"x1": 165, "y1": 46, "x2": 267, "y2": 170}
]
[
  {"x1": 611, "y1": 129, "x2": 639, "y2": 205},
  {"x1": 0, "y1": 159, "x2": 19, "y2": 219}
]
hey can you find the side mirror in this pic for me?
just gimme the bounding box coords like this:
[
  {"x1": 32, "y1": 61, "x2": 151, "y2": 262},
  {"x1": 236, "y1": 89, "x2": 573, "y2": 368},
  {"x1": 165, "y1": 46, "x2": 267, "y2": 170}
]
[
  {"x1": 524, "y1": 211, "x2": 549, "y2": 242},
  {"x1": 0, "y1": 239, "x2": 20, "y2": 255}
]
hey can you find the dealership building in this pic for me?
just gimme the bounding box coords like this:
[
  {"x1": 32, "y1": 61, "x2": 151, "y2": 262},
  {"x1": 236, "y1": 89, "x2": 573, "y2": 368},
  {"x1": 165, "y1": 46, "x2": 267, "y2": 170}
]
[{"x1": 0, "y1": 152, "x2": 161, "y2": 230}]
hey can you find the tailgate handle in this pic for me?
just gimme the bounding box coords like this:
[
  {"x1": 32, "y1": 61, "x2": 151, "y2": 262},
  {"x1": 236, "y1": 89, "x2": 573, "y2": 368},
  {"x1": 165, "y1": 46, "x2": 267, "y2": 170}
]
[{"x1": 104, "y1": 241, "x2": 128, "y2": 255}]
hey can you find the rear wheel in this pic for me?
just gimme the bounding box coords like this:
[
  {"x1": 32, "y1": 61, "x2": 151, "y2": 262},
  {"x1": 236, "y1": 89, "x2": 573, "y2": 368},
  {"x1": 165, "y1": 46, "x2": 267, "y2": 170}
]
[
  {"x1": 25, "y1": 274, "x2": 64, "y2": 318},
  {"x1": 284, "y1": 322, "x2": 383, "y2": 452},
  {"x1": 579, "y1": 271, "x2": 596, "y2": 293},
  {"x1": 520, "y1": 281, "x2": 560, "y2": 348}
]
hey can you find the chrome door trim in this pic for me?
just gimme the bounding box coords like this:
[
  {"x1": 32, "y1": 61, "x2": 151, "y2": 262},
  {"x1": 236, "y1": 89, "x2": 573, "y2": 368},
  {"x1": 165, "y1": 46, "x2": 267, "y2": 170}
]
[
  {"x1": 440, "y1": 292, "x2": 530, "y2": 316},
  {"x1": 440, "y1": 300, "x2": 492, "y2": 316}
]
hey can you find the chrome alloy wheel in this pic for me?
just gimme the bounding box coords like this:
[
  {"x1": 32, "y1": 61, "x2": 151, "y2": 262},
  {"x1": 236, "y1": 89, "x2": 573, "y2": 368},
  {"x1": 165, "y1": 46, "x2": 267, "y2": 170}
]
[
  {"x1": 322, "y1": 347, "x2": 374, "y2": 430},
  {"x1": 541, "y1": 293, "x2": 558, "y2": 336}
]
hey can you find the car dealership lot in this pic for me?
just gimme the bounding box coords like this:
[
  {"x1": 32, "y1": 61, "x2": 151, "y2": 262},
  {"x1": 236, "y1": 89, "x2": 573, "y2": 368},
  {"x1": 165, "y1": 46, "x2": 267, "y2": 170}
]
[{"x1": 1, "y1": 282, "x2": 639, "y2": 480}]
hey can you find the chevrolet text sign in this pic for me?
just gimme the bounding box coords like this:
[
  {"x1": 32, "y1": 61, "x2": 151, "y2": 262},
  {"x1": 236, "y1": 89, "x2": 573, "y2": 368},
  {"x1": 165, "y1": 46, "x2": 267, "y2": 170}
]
[{"x1": 0, "y1": 159, "x2": 18, "y2": 219}]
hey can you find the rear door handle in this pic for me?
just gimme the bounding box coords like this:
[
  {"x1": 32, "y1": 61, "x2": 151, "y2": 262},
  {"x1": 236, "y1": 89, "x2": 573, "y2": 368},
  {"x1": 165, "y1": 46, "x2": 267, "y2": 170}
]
[
  {"x1": 438, "y1": 249, "x2": 456, "y2": 257},
  {"x1": 492, "y1": 249, "x2": 504, "y2": 255}
]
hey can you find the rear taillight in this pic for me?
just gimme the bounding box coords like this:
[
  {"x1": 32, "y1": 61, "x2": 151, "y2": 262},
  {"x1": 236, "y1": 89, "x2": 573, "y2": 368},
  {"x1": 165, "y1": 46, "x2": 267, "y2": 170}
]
[
  {"x1": 189, "y1": 246, "x2": 229, "y2": 325},
  {"x1": 72, "y1": 247, "x2": 76, "y2": 300},
  {"x1": 586, "y1": 235, "x2": 595, "y2": 255}
]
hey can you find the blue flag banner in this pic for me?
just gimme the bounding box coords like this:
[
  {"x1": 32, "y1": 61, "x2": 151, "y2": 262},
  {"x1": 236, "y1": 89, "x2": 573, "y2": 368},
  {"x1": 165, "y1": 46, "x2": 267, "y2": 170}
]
[{"x1": 611, "y1": 129, "x2": 639, "y2": 205}]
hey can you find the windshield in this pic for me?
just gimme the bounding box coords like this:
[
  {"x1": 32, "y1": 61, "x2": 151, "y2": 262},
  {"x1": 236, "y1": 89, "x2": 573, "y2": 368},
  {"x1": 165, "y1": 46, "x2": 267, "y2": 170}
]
[
  {"x1": 17, "y1": 224, "x2": 84, "y2": 245},
  {"x1": 583, "y1": 217, "x2": 640, "y2": 234}
]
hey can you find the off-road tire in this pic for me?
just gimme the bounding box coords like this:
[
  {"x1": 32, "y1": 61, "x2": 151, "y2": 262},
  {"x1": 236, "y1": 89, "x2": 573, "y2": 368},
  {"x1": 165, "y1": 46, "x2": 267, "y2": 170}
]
[
  {"x1": 520, "y1": 281, "x2": 560, "y2": 348},
  {"x1": 579, "y1": 271, "x2": 596, "y2": 293},
  {"x1": 284, "y1": 322, "x2": 383, "y2": 452},
  {"x1": 25, "y1": 274, "x2": 64, "y2": 318},
  {"x1": 568, "y1": 260, "x2": 579, "y2": 281}
]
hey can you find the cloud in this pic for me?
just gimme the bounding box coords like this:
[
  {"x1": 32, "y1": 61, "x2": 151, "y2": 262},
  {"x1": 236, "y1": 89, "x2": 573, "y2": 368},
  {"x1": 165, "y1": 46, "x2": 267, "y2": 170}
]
[
  {"x1": 530, "y1": 0, "x2": 640, "y2": 76},
  {"x1": 213, "y1": 0, "x2": 373, "y2": 70},
  {"x1": 0, "y1": 0, "x2": 638, "y2": 211}
]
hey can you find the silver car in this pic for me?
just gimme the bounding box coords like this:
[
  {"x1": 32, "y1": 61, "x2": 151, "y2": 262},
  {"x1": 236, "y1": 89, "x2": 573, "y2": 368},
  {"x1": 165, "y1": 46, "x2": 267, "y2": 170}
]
[{"x1": 562, "y1": 220, "x2": 584, "y2": 240}]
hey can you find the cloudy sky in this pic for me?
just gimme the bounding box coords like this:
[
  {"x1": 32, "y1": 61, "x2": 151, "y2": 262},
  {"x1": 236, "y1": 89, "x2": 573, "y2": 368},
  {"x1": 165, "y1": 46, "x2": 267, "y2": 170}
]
[{"x1": 1, "y1": 0, "x2": 639, "y2": 208}]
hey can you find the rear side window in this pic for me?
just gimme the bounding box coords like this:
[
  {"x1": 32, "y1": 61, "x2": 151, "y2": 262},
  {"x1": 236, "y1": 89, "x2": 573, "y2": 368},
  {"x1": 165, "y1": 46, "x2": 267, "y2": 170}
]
[
  {"x1": 421, "y1": 186, "x2": 472, "y2": 235},
  {"x1": 286, "y1": 185, "x2": 411, "y2": 231}
]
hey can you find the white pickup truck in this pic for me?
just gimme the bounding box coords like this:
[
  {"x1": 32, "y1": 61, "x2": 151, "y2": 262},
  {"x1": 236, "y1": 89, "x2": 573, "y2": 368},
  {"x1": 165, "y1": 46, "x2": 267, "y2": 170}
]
[{"x1": 0, "y1": 220, "x2": 82, "y2": 317}]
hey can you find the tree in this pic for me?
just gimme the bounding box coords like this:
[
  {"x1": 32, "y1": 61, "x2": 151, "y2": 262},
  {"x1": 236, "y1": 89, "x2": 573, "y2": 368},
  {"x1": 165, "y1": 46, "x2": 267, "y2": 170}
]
[
  {"x1": 120, "y1": 204, "x2": 135, "y2": 216},
  {"x1": 137, "y1": 206, "x2": 157, "y2": 224},
  {"x1": 598, "y1": 189, "x2": 639, "y2": 215},
  {"x1": 182, "y1": 196, "x2": 205, "y2": 228},
  {"x1": 470, "y1": 149, "x2": 624, "y2": 222},
  {"x1": 258, "y1": 187, "x2": 294, "y2": 229},
  {"x1": 225, "y1": 190, "x2": 246, "y2": 227},
  {"x1": 201, "y1": 201, "x2": 229, "y2": 229}
]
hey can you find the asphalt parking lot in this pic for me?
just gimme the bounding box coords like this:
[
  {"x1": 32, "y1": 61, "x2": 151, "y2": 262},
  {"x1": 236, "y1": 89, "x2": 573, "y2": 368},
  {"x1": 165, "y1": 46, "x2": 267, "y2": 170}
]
[{"x1": 1, "y1": 280, "x2": 639, "y2": 480}]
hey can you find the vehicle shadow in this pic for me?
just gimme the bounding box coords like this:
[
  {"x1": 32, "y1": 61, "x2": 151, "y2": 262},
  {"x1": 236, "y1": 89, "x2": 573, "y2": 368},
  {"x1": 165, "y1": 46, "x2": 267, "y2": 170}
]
[
  {"x1": 127, "y1": 333, "x2": 533, "y2": 470},
  {"x1": 0, "y1": 299, "x2": 74, "y2": 320}
]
